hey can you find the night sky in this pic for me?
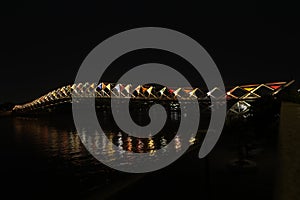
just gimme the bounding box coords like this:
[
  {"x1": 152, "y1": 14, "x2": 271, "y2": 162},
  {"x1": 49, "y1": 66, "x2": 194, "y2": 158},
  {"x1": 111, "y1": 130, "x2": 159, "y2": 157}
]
[{"x1": 1, "y1": 1, "x2": 299, "y2": 103}]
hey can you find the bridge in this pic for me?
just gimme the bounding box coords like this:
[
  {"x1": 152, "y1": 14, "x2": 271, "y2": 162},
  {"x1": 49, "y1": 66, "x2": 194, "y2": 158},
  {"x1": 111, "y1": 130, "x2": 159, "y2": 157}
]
[{"x1": 12, "y1": 81, "x2": 294, "y2": 116}]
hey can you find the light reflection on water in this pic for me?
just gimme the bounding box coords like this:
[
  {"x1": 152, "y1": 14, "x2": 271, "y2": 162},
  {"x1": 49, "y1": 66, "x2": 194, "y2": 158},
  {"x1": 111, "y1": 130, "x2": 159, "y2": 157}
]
[
  {"x1": 76, "y1": 128, "x2": 198, "y2": 167},
  {"x1": 12, "y1": 112, "x2": 201, "y2": 169},
  {"x1": 9, "y1": 112, "x2": 203, "y2": 196},
  {"x1": 5, "y1": 102, "x2": 285, "y2": 199}
]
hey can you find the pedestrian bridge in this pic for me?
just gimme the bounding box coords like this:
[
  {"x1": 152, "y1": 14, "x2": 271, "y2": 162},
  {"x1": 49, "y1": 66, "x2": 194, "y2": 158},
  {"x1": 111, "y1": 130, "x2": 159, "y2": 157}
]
[{"x1": 12, "y1": 81, "x2": 294, "y2": 116}]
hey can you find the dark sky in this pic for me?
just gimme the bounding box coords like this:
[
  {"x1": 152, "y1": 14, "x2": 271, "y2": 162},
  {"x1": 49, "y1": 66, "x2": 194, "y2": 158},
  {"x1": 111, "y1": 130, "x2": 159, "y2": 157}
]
[{"x1": 1, "y1": 1, "x2": 299, "y2": 103}]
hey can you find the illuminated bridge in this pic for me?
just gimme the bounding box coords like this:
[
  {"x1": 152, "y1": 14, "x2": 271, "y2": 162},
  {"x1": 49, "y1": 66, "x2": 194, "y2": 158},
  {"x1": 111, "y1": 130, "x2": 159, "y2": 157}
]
[{"x1": 12, "y1": 81, "x2": 294, "y2": 116}]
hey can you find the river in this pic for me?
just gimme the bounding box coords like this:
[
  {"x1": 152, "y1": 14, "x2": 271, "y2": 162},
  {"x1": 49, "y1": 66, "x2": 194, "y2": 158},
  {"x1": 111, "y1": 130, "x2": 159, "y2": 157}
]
[{"x1": 1, "y1": 102, "x2": 296, "y2": 200}]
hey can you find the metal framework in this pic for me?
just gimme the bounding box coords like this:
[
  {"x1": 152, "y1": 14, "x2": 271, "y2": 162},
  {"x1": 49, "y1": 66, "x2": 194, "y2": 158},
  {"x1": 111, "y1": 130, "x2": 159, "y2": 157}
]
[{"x1": 12, "y1": 81, "x2": 294, "y2": 114}]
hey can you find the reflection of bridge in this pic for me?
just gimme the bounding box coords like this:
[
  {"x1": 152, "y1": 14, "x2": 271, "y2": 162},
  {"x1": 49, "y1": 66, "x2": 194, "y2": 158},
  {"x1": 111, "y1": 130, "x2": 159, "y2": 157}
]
[{"x1": 12, "y1": 81, "x2": 294, "y2": 115}]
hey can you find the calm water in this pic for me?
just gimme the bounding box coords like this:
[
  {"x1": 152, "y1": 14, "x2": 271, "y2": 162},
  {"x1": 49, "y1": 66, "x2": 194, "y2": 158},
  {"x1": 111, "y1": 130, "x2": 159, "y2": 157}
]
[
  {"x1": 0, "y1": 111, "x2": 206, "y2": 199},
  {"x1": 0, "y1": 106, "x2": 283, "y2": 200}
]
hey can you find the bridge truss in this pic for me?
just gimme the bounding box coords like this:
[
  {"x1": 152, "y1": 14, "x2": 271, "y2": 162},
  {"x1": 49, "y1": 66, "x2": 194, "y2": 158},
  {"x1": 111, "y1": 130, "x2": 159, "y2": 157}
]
[{"x1": 13, "y1": 81, "x2": 294, "y2": 116}]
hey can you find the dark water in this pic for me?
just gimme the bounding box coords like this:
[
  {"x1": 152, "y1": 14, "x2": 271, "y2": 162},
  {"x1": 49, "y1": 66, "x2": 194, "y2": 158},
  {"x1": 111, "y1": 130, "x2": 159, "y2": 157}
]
[
  {"x1": 0, "y1": 108, "x2": 281, "y2": 200},
  {"x1": 0, "y1": 111, "x2": 205, "y2": 199}
]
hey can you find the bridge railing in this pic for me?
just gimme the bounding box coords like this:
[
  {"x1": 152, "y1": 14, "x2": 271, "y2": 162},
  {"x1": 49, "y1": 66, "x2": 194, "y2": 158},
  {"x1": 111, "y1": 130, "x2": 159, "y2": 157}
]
[{"x1": 12, "y1": 81, "x2": 294, "y2": 114}]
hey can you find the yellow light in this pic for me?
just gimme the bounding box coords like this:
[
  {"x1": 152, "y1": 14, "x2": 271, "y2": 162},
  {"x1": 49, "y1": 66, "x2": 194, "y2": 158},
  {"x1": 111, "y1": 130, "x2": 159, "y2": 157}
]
[
  {"x1": 244, "y1": 87, "x2": 254, "y2": 91},
  {"x1": 189, "y1": 137, "x2": 196, "y2": 145}
]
